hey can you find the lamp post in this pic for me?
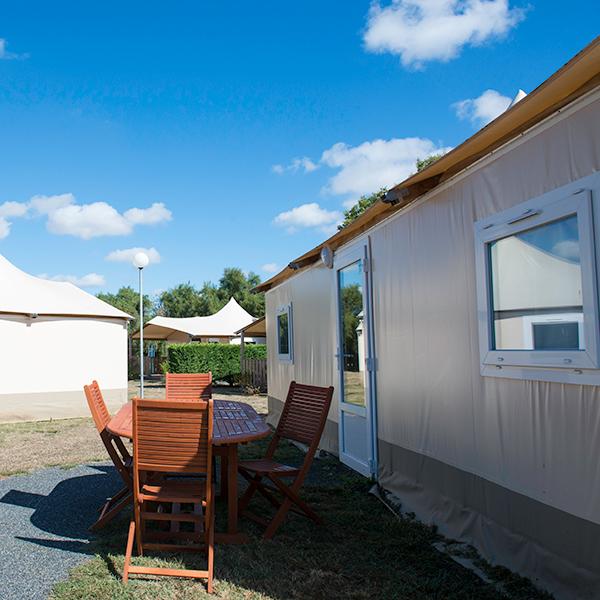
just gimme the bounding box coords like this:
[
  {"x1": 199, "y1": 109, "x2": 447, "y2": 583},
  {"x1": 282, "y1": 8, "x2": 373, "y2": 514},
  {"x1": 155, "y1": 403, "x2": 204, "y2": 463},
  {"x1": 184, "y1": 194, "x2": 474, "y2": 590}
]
[{"x1": 133, "y1": 251, "x2": 150, "y2": 398}]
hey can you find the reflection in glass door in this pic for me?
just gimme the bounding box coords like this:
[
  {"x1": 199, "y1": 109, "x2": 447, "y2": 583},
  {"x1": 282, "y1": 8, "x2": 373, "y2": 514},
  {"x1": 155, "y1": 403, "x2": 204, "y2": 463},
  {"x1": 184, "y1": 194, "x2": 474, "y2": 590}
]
[
  {"x1": 336, "y1": 243, "x2": 377, "y2": 477},
  {"x1": 339, "y1": 260, "x2": 366, "y2": 407}
]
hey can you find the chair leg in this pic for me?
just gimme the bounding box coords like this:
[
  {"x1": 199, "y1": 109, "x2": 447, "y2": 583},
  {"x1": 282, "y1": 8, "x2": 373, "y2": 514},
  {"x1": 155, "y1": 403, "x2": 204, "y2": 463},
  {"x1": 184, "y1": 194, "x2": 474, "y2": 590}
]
[
  {"x1": 123, "y1": 520, "x2": 136, "y2": 583},
  {"x1": 237, "y1": 472, "x2": 262, "y2": 513},
  {"x1": 207, "y1": 511, "x2": 215, "y2": 594},
  {"x1": 90, "y1": 490, "x2": 132, "y2": 532},
  {"x1": 271, "y1": 476, "x2": 323, "y2": 524},
  {"x1": 264, "y1": 497, "x2": 293, "y2": 539},
  {"x1": 135, "y1": 501, "x2": 143, "y2": 556}
]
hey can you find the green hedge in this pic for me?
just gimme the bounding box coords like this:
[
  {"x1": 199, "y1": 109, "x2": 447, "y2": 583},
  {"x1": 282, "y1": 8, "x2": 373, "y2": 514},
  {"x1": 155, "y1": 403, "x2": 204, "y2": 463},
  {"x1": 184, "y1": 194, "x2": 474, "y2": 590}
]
[
  {"x1": 244, "y1": 344, "x2": 267, "y2": 359},
  {"x1": 167, "y1": 343, "x2": 266, "y2": 383}
]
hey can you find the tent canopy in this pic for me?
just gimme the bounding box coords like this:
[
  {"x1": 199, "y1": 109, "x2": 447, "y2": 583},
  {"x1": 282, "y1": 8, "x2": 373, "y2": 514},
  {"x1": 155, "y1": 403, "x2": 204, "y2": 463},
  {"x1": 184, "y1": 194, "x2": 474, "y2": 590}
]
[
  {"x1": 136, "y1": 297, "x2": 256, "y2": 341},
  {"x1": 235, "y1": 315, "x2": 266, "y2": 337},
  {"x1": 0, "y1": 254, "x2": 131, "y2": 319}
]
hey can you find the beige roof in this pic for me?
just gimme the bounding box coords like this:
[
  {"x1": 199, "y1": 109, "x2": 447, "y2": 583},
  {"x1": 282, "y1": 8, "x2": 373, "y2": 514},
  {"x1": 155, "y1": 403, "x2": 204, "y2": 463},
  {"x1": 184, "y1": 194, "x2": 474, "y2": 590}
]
[
  {"x1": 136, "y1": 297, "x2": 256, "y2": 340},
  {"x1": 235, "y1": 315, "x2": 266, "y2": 337},
  {"x1": 0, "y1": 254, "x2": 131, "y2": 319},
  {"x1": 256, "y1": 36, "x2": 600, "y2": 293}
]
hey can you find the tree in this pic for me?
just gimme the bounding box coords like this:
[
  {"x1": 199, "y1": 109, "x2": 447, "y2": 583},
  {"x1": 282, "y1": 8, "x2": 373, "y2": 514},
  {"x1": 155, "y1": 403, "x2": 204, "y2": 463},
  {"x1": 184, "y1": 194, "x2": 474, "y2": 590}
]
[
  {"x1": 155, "y1": 268, "x2": 265, "y2": 319},
  {"x1": 337, "y1": 154, "x2": 448, "y2": 230},
  {"x1": 97, "y1": 286, "x2": 153, "y2": 333},
  {"x1": 158, "y1": 283, "x2": 206, "y2": 318},
  {"x1": 416, "y1": 153, "x2": 444, "y2": 172},
  {"x1": 97, "y1": 287, "x2": 155, "y2": 368},
  {"x1": 338, "y1": 189, "x2": 387, "y2": 231}
]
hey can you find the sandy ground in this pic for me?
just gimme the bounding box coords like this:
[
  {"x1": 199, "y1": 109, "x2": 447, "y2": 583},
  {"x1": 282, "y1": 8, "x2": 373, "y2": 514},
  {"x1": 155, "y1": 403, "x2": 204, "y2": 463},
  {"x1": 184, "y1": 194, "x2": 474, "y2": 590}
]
[{"x1": 0, "y1": 380, "x2": 267, "y2": 477}]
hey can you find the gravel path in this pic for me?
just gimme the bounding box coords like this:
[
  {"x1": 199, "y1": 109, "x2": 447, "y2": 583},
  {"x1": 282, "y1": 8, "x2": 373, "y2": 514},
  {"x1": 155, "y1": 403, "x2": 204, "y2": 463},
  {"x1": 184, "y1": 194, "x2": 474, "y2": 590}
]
[{"x1": 0, "y1": 462, "x2": 120, "y2": 600}]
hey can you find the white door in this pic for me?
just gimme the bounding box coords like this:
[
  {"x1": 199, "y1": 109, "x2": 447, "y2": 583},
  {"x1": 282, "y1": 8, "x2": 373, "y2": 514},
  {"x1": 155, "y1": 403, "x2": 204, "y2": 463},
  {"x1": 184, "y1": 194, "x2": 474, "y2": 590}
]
[{"x1": 335, "y1": 242, "x2": 377, "y2": 477}]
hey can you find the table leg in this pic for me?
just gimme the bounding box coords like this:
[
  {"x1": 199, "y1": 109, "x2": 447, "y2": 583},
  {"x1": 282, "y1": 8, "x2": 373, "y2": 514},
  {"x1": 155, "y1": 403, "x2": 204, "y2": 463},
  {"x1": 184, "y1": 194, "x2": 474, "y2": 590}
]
[
  {"x1": 220, "y1": 452, "x2": 228, "y2": 499},
  {"x1": 227, "y1": 444, "x2": 237, "y2": 534},
  {"x1": 215, "y1": 443, "x2": 249, "y2": 544}
]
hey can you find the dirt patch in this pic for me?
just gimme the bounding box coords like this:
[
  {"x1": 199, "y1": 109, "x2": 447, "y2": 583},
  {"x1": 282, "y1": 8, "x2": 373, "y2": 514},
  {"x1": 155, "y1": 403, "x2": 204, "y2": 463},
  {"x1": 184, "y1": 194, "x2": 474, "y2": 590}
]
[{"x1": 0, "y1": 381, "x2": 267, "y2": 476}]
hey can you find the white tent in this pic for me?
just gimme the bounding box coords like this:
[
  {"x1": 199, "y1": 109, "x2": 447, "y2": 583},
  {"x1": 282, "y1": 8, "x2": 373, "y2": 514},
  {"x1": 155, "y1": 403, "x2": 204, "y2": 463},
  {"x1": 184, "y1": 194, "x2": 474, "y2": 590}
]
[
  {"x1": 137, "y1": 297, "x2": 259, "y2": 344},
  {"x1": 0, "y1": 254, "x2": 131, "y2": 422}
]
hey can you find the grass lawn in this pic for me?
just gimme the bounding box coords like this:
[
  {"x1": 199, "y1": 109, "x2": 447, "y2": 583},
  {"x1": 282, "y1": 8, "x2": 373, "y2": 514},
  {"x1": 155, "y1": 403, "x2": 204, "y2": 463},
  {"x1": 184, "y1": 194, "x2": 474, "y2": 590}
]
[
  {"x1": 50, "y1": 438, "x2": 551, "y2": 600},
  {"x1": 0, "y1": 381, "x2": 266, "y2": 478},
  {"x1": 0, "y1": 417, "x2": 106, "y2": 477}
]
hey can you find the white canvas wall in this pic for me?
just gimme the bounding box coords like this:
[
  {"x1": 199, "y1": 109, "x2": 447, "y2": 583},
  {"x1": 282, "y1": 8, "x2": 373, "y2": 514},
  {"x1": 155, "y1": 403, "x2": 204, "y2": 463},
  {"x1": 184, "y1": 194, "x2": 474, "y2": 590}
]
[
  {"x1": 368, "y1": 92, "x2": 600, "y2": 527},
  {"x1": 266, "y1": 265, "x2": 338, "y2": 428},
  {"x1": 265, "y1": 89, "x2": 600, "y2": 596},
  {"x1": 0, "y1": 315, "x2": 128, "y2": 421}
]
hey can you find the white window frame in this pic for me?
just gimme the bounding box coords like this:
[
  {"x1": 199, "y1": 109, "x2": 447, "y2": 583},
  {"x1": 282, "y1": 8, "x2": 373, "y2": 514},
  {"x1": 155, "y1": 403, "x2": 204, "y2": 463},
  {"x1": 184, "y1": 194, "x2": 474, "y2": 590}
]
[
  {"x1": 276, "y1": 303, "x2": 293, "y2": 363},
  {"x1": 474, "y1": 183, "x2": 600, "y2": 384}
]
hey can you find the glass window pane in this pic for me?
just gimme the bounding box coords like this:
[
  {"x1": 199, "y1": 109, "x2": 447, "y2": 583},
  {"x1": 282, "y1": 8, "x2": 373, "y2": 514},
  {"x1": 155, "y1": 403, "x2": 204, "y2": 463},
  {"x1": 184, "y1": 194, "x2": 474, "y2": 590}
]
[
  {"x1": 278, "y1": 313, "x2": 289, "y2": 355},
  {"x1": 533, "y1": 322, "x2": 579, "y2": 350},
  {"x1": 338, "y1": 260, "x2": 366, "y2": 406},
  {"x1": 489, "y1": 214, "x2": 584, "y2": 350}
]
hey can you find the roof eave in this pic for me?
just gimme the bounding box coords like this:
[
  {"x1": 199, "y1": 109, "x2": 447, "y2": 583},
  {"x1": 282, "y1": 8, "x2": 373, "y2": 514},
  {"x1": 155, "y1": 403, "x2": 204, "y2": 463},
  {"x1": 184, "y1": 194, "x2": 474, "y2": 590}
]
[{"x1": 255, "y1": 36, "x2": 600, "y2": 294}]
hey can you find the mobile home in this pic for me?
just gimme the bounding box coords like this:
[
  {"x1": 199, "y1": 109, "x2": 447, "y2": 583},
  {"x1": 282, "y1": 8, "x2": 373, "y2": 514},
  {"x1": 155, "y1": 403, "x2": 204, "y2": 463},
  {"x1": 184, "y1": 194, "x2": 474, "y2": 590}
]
[{"x1": 257, "y1": 39, "x2": 600, "y2": 599}]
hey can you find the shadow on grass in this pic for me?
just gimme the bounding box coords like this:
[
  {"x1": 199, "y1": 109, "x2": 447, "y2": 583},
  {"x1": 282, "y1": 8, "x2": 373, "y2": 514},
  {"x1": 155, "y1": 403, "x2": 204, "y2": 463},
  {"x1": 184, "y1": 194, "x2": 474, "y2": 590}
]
[{"x1": 42, "y1": 439, "x2": 553, "y2": 600}]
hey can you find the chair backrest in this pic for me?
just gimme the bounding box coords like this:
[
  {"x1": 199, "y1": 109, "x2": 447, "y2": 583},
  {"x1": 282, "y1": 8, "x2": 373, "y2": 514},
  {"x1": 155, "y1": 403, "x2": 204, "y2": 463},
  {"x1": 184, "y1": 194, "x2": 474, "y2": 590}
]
[
  {"x1": 84, "y1": 380, "x2": 111, "y2": 432},
  {"x1": 274, "y1": 382, "x2": 334, "y2": 449},
  {"x1": 166, "y1": 372, "x2": 212, "y2": 401},
  {"x1": 132, "y1": 397, "x2": 213, "y2": 476},
  {"x1": 84, "y1": 380, "x2": 132, "y2": 488}
]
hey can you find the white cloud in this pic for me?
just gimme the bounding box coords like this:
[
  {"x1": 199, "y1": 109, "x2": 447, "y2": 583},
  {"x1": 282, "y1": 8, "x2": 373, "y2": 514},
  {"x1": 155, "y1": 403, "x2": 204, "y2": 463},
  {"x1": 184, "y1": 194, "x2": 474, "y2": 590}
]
[
  {"x1": 0, "y1": 218, "x2": 11, "y2": 239},
  {"x1": 261, "y1": 263, "x2": 280, "y2": 274},
  {"x1": 48, "y1": 202, "x2": 133, "y2": 239},
  {"x1": 363, "y1": 0, "x2": 524, "y2": 68},
  {"x1": 29, "y1": 193, "x2": 75, "y2": 215},
  {"x1": 453, "y1": 88, "x2": 512, "y2": 126},
  {"x1": 553, "y1": 240, "x2": 580, "y2": 262},
  {"x1": 320, "y1": 137, "x2": 450, "y2": 197},
  {"x1": 273, "y1": 202, "x2": 343, "y2": 235},
  {"x1": 0, "y1": 201, "x2": 28, "y2": 218},
  {"x1": 37, "y1": 272, "x2": 106, "y2": 288},
  {"x1": 123, "y1": 202, "x2": 172, "y2": 225},
  {"x1": 0, "y1": 38, "x2": 26, "y2": 60},
  {"x1": 106, "y1": 247, "x2": 162, "y2": 264},
  {"x1": 272, "y1": 157, "x2": 319, "y2": 175},
  {"x1": 0, "y1": 192, "x2": 173, "y2": 240}
]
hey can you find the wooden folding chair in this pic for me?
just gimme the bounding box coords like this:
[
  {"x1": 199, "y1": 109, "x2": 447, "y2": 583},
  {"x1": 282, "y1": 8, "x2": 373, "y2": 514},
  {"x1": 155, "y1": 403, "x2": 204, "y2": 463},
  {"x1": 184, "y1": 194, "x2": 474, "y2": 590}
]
[
  {"x1": 238, "y1": 381, "x2": 334, "y2": 539},
  {"x1": 123, "y1": 397, "x2": 215, "y2": 592},
  {"x1": 166, "y1": 372, "x2": 212, "y2": 401},
  {"x1": 84, "y1": 381, "x2": 133, "y2": 531}
]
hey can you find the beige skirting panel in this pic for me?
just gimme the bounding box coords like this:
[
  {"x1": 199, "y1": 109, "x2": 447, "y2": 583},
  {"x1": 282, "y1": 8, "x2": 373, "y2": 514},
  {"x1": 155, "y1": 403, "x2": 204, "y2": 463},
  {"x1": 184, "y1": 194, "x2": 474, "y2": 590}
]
[
  {"x1": 378, "y1": 440, "x2": 600, "y2": 600},
  {"x1": 268, "y1": 395, "x2": 339, "y2": 455},
  {"x1": 0, "y1": 388, "x2": 128, "y2": 423}
]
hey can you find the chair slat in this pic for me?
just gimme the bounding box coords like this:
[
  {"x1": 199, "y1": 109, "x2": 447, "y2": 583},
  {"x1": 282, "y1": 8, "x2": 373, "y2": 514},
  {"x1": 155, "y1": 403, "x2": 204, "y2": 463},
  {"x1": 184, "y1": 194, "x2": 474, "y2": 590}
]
[
  {"x1": 237, "y1": 380, "x2": 334, "y2": 539},
  {"x1": 83, "y1": 381, "x2": 133, "y2": 531},
  {"x1": 166, "y1": 373, "x2": 212, "y2": 401},
  {"x1": 124, "y1": 397, "x2": 215, "y2": 590}
]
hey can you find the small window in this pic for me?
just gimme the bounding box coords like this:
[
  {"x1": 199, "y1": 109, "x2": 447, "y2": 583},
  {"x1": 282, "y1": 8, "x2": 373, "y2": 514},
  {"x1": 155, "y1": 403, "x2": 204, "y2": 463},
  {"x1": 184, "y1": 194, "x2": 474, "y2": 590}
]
[
  {"x1": 276, "y1": 304, "x2": 293, "y2": 362},
  {"x1": 475, "y1": 182, "x2": 600, "y2": 384}
]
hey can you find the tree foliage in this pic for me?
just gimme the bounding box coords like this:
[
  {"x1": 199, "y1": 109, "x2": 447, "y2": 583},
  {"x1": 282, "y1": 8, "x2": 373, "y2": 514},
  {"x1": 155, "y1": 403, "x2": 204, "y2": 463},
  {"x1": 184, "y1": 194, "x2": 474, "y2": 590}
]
[
  {"x1": 416, "y1": 153, "x2": 444, "y2": 172},
  {"x1": 338, "y1": 189, "x2": 387, "y2": 231},
  {"x1": 157, "y1": 283, "x2": 206, "y2": 318},
  {"x1": 156, "y1": 267, "x2": 264, "y2": 319},
  {"x1": 97, "y1": 286, "x2": 153, "y2": 333},
  {"x1": 337, "y1": 154, "x2": 447, "y2": 230}
]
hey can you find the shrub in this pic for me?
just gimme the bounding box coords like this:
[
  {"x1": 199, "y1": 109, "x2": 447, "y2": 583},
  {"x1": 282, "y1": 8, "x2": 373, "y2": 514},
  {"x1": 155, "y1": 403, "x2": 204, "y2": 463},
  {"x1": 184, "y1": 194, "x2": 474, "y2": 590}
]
[
  {"x1": 167, "y1": 343, "x2": 242, "y2": 384},
  {"x1": 244, "y1": 345, "x2": 267, "y2": 360}
]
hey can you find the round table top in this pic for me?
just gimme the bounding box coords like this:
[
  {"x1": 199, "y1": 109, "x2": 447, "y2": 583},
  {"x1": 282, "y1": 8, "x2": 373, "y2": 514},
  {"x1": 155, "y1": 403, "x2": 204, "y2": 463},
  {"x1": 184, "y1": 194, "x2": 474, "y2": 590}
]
[{"x1": 107, "y1": 398, "x2": 270, "y2": 445}]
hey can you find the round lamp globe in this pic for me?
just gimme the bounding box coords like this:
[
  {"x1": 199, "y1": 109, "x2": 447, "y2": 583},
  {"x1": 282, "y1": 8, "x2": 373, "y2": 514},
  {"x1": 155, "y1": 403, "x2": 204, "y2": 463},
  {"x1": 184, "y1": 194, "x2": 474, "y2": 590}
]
[{"x1": 133, "y1": 251, "x2": 150, "y2": 269}]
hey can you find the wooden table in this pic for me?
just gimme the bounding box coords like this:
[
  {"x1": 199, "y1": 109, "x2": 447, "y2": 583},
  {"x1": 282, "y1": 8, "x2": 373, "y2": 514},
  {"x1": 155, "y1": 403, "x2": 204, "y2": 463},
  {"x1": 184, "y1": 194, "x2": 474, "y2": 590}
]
[{"x1": 107, "y1": 399, "x2": 270, "y2": 543}]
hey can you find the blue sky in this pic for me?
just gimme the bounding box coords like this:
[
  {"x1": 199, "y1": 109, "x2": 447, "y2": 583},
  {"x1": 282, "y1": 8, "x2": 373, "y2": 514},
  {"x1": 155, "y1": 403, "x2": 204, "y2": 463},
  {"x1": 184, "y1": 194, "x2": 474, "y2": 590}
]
[{"x1": 0, "y1": 1, "x2": 597, "y2": 294}]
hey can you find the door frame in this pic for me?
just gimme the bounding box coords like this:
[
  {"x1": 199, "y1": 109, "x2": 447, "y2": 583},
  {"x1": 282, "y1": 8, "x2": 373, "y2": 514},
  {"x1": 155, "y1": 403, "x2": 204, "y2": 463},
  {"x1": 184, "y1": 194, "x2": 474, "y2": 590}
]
[{"x1": 334, "y1": 239, "x2": 378, "y2": 477}]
